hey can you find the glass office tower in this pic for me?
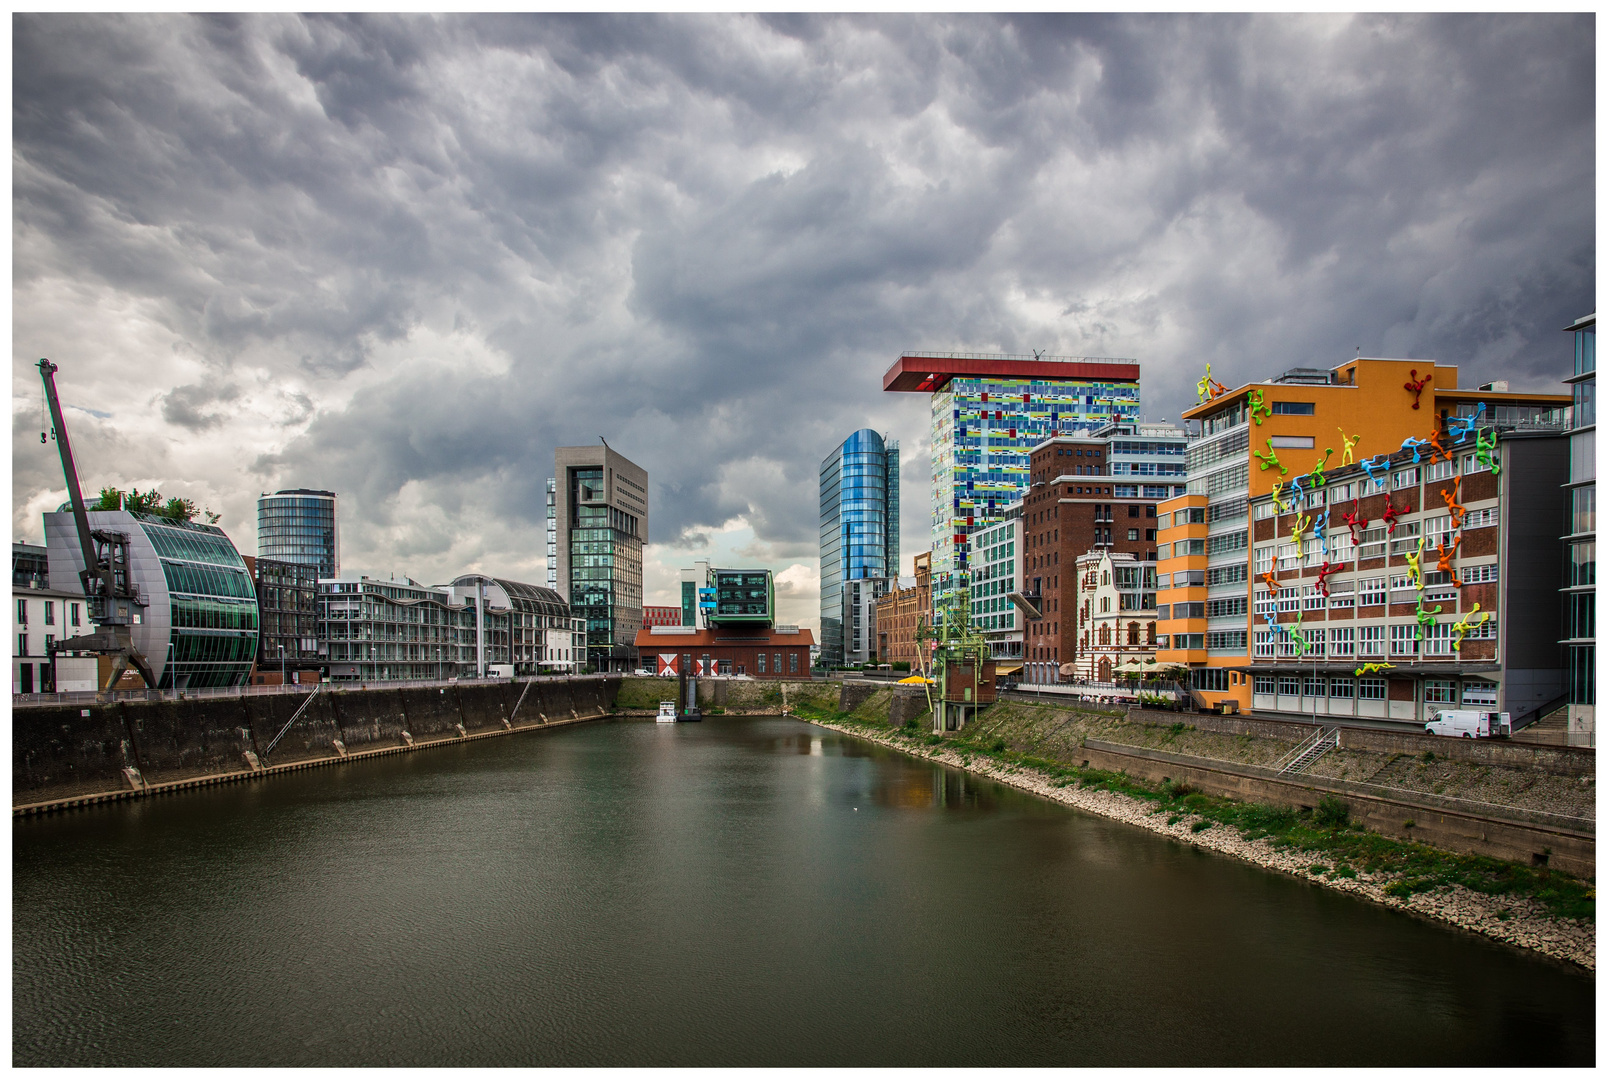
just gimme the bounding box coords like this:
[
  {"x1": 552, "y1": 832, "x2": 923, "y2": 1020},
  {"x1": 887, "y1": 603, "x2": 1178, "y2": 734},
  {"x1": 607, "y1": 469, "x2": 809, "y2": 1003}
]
[
  {"x1": 819, "y1": 429, "x2": 899, "y2": 666},
  {"x1": 550, "y1": 445, "x2": 649, "y2": 671},
  {"x1": 257, "y1": 489, "x2": 339, "y2": 579}
]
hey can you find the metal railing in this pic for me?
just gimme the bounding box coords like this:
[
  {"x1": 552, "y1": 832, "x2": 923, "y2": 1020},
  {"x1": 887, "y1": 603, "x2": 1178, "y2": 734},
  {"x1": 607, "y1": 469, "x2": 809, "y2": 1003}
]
[{"x1": 12, "y1": 671, "x2": 613, "y2": 708}]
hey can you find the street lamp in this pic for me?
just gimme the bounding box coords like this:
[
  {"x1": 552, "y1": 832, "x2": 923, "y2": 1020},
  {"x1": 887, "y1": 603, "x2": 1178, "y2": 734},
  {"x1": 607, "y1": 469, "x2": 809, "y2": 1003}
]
[{"x1": 279, "y1": 642, "x2": 286, "y2": 687}]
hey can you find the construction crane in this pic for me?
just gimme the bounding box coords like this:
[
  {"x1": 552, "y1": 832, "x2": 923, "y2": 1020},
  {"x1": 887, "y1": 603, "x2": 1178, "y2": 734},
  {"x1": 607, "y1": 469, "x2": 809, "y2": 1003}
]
[
  {"x1": 37, "y1": 358, "x2": 157, "y2": 694},
  {"x1": 914, "y1": 571, "x2": 994, "y2": 732}
]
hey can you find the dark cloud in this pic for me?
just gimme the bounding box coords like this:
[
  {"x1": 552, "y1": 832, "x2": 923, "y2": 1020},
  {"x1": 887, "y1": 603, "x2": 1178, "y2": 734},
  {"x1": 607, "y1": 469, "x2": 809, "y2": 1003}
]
[{"x1": 12, "y1": 13, "x2": 1593, "y2": 604}]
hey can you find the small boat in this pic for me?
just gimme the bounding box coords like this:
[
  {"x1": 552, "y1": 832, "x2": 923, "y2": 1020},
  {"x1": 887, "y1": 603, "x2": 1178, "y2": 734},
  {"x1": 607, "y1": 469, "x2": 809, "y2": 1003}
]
[{"x1": 657, "y1": 701, "x2": 678, "y2": 724}]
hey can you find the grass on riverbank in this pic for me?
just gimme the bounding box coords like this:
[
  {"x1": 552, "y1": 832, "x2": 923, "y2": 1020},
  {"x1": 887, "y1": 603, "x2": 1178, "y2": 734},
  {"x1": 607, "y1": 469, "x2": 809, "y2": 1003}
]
[{"x1": 791, "y1": 702, "x2": 1595, "y2": 923}]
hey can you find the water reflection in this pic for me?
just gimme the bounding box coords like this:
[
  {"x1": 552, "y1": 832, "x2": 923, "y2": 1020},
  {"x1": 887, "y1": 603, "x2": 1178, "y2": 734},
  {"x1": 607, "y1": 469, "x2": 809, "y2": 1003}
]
[{"x1": 13, "y1": 715, "x2": 1593, "y2": 1068}]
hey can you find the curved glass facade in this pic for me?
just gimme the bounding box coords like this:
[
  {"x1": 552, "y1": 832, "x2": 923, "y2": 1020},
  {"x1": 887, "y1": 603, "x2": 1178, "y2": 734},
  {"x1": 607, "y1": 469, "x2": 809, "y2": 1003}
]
[
  {"x1": 140, "y1": 515, "x2": 259, "y2": 688},
  {"x1": 819, "y1": 429, "x2": 900, "y2": 666},
  {"x1": 257, "y1": 490, "x2": 338, "y2": 579}
]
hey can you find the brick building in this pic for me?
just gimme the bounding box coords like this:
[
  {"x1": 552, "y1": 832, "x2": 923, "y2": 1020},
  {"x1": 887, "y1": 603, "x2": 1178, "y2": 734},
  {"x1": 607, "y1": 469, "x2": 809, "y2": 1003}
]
[
  {"x1": 875, "y1": 551, "x2": 932, "y2": 670},
  {"x1": 1021, "y1": 438, "x2": 1161, "y2": 684},
  {"x1": 632, "y1": 625, "x2": 815, "y2": 678},
  {"x1": 1244, "y1": 429, "x2": 1568, "y2": 725}
]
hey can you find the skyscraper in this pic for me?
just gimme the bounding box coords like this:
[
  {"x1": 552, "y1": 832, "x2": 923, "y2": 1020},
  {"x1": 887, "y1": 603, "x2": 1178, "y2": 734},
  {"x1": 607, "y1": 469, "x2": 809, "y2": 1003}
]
[
  {"x1": 819, "y1": 428, "x2": 899, "y2": 666},
  {"x1": 882, "y1": 351, "x2": 1142, "y2": 602},
  {"x1": 257, "y1": 489, "x2": 339, "y2": 579},
  {"x1": 548, "y1": 443, "x2": 648, "y2": 672},
  {"x1": 1562, "y1": 314, "x2": 1595, "y2": 735}
]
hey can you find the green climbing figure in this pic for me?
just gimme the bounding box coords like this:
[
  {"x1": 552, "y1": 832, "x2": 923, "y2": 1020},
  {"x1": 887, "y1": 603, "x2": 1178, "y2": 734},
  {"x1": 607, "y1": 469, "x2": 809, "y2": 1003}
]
[
  {"x1": 1475, "y1": 428, "x2": 1502, "y2": 475},
  {"x1": 1288, "y1": 610, "x2": 1309, "y2": 656},
  {"x1": 1414, "y1": 597, "x2": 1443, "y2": 641},
  {"x1": 1249, "y1": 388, "x2": 1272, "y2": 426},
  {"x1": 1308, "y1": 447, "x2": 1333, "y2": 488},
  {"x1": 1253, "y1": 438, "x2": 1287, "y2": 474}
]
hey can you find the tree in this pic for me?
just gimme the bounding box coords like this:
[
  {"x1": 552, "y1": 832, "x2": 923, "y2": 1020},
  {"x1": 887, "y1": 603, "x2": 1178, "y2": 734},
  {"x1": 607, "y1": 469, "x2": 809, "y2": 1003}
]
[{"x1": 91, "y1": 486, "x2": 220, "y2": 524}]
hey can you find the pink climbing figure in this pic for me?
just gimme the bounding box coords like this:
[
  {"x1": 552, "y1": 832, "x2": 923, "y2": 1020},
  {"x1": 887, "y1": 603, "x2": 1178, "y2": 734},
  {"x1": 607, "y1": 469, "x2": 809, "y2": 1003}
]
[{"x1": 1405, "y1": 368, "x2": 1431, "y2": 409}]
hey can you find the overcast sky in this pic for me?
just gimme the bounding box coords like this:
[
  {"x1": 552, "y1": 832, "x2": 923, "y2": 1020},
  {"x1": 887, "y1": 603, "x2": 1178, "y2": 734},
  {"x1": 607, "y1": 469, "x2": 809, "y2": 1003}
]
[{"x1": 12, "y1": 14, "x2": 1595, "y2": 631}]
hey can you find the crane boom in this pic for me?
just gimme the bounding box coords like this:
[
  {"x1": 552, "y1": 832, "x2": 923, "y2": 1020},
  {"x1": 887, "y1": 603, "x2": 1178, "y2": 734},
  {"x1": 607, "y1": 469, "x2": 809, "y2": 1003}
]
[
  {"x1": 36, "y1": 358, "x2": 157, "y2": 693},
  {"x1": 38, "y1": 359, "x2": 114, "y2": 606}
]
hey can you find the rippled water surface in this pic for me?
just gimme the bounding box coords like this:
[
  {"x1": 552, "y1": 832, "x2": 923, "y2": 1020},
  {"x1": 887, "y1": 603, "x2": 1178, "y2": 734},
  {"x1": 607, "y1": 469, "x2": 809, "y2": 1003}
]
[{"x1": 13, "y1": 716, "x2": 1594, "y2": 1066}]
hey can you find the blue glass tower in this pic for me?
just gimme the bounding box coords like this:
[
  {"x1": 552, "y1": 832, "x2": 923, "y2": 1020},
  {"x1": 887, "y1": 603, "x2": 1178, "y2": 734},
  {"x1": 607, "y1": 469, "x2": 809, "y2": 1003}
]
[
  {"x1": 820, "y1": 429, "x2": 900, "y2": 666},
  {"x1": 257, "y1": 489, "x2": 339, "y2": 579}
]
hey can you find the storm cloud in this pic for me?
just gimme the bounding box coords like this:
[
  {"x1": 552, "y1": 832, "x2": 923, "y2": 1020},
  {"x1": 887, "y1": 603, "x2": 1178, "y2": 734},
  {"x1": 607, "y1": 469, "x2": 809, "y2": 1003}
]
[{"x1": 12, "y1": 14, "x2": 1594, "y2": 627}]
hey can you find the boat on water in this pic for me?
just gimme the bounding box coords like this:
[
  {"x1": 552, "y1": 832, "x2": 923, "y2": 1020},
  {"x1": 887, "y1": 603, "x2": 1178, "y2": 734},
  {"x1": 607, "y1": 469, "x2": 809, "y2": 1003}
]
[{"x1": 657, "y1": 701, "x2": 678, "y2": 724}]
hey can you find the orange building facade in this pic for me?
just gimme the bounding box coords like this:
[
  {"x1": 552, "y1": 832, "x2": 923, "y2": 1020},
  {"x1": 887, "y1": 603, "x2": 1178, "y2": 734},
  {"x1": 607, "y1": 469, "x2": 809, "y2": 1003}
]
[{"x1": 1156, "y1": 358, "x2": 1569, "y2": 712}]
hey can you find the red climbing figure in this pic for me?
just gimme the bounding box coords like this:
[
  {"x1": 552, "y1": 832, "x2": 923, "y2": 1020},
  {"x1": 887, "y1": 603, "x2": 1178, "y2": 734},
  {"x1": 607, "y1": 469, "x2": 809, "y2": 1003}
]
[
  {"x1": 1405, "y1": 368, "x2": 1431, "y2": 409},
  {"x1": 1382, "y1": 498, "x2": 1404, "y2": 535},
  {"x1": 1341, "y1": 500, "x2": 1368, "y2": 545},
  {"x1": 1315, "y1": 561, "x2": 1344, "y2": 597}
]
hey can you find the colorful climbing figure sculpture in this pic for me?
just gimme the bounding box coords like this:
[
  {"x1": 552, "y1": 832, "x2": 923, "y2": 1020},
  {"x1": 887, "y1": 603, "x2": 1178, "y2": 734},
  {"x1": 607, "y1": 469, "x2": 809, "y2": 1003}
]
[
  {"x1": 1382, "y1": 498, "x2": 1404, "y2": 535},
  {"x1": 1435, "y1": 539, "x2": 1462, "y2": 588},
  {"x1": 1341, "y1": 501, "x2": 1369, "y2": 545},
  {"x1": 1338, "y1": 428, "x2": 1361, "y2": 466},
  {"x1": 1475, "y1": 428, "x2": 1502, "y2": 476},
  {"x1": 1254, "y1": 438, "x2": 1286, "y2": 474},
  {"x1": 1441, "y1": 477, "x2": 1465, "y2": 530},
  {"x1": 1404, "y1": 368, "x2": 1432, "y2": 409},
  {"x1": 1248, "y1": 388, "x2": 1272, "y2": 425},
  {"x1": 1355, "y1": 662, "x2": 1395, "y2": 677},
  {"x1": 1315, "y1": 560, "x2": 1344, "y2": 597},
  {"x1": 1452, "y1": 605, "x2": 1491, "y2": 651}
]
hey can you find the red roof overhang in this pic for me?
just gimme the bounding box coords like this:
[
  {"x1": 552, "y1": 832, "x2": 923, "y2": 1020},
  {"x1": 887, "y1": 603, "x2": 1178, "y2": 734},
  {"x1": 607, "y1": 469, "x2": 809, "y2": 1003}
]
[{"x1": 883, "y1": 354, "x2": 1141, "y2": 393}]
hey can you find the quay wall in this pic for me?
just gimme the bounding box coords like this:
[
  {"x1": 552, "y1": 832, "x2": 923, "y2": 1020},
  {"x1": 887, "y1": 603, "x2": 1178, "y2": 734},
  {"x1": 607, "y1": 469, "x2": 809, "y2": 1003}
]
[{"x1": 13, "y1": 677, "x2": 619, "y2": 807}]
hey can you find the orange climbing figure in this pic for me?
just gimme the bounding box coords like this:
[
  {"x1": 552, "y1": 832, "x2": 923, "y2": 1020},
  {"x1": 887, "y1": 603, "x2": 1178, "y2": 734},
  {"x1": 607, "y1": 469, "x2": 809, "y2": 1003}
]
[
  {"x1": 1436, "y1": 537, "x2": 1462, "y2": 587},
  {"x1": 1427, "y1": 429, "x2": 1450, "y2": 464},
  {"x1": 1261, "y1": 571, "x2": 1281, "y2": 595},
  {"x1": 1441, "y1": 477, "x2": 1465, "y2": 530},
  {"x1": 1196, "y1": 362, "x2": 1227, "y2": 404}
]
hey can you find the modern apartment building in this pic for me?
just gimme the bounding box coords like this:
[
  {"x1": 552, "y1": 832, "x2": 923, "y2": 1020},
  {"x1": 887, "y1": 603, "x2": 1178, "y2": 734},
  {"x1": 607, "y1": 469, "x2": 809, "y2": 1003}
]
[
  {"x1": 1562, "y1": 314, "x2": 1595, "y2": 736},
  {"x1": 882, "y1": 351, "x2": 1141, "y2": 602},
  {"x1": 447, "y1": 575, "x2": 586, "y2": 676},
  {"x1": 965, "y1": 504, "x2": 1023, "y2": 671},
  {"x1": 1244, "y1": 427, "x2": 1568, "y2": 725},
  {"x1": 875, "y1": 551, "x2": 932, "y2": 671},
  {"x1": 248, "y1": 556, "x2": 320, "y2": 684},
  {"x1": 1157, "y1": 357, "x2": 1572, "y2": 713},
  {"x1": 13, "y1": 542, "x2": 49, "y2": 589},
  {"x1": 45, "y1": 508, "x2": 259, "y2": 689},
  {"x1": 257, "y1": 489, "x2": 339, "y2": 579},
  {"x1": 547, "y1": 444, "x2": 648, "y2": 672},
  {"x1": 819, "y1": 428, "x2": 899, "y2": 666}
]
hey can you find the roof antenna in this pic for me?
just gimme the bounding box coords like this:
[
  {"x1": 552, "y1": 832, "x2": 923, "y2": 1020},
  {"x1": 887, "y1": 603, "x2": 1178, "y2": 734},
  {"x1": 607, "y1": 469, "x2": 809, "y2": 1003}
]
[{"x1": 599, "y1": 436, "x2": 610, "y2": 449}]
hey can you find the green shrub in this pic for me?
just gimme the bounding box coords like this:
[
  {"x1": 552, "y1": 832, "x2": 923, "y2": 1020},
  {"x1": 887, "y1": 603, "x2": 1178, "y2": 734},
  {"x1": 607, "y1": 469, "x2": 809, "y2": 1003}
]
[
  {"x1": 1333, "y1": 864, "x2": 1357, "y2": 879},
  {"x1": 991, "y1": 737, "x2": 1007, "y2": 752},
  {"x1": 1314, "y1": 795, "x2": 1350, "y2": 828},
  {"x1": 1190, "y1": 819, "x2": 1211, "y2": 833}
]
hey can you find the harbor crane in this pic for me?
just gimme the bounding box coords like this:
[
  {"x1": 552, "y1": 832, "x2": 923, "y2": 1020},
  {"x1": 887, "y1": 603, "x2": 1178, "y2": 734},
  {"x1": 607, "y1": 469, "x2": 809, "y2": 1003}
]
[{"x1": 37, "y1": 358, "x2": 157, "y2": 694}]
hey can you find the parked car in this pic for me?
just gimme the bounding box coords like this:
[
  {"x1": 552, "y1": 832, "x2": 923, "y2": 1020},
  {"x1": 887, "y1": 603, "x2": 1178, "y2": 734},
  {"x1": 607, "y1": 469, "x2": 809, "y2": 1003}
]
[{"x1": 1425, "y1": 709, "x2": 1511, "y2": 738}]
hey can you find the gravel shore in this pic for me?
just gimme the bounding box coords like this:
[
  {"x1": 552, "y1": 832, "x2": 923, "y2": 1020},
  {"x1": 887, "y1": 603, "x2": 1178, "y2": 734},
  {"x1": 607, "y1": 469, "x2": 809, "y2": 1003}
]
[{"x1": 803, "y1": 716, "x2": 1595, "y2": 972}]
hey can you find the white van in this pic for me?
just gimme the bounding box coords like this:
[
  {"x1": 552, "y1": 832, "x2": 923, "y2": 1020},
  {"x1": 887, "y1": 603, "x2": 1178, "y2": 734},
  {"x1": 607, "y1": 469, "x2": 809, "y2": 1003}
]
[{"x1": 1425, "y1": 709, "x2": 1511, "y2": 738}]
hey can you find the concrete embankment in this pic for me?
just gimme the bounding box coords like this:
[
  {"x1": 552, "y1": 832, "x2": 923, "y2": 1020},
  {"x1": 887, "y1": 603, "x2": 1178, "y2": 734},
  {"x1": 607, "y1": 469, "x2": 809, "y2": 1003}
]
[
  {"x1": 797, "y1": 685, "x2": 1594, "y2": 971},
  {"x1": 13, "y1": 676, "x2": 619, "y2": 813}
]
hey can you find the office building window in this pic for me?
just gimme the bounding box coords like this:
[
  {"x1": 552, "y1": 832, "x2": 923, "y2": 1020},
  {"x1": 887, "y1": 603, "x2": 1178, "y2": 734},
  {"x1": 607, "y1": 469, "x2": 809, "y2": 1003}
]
[{"x1": 43, "y1": 601, "x2": 54, "y2": 625}]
